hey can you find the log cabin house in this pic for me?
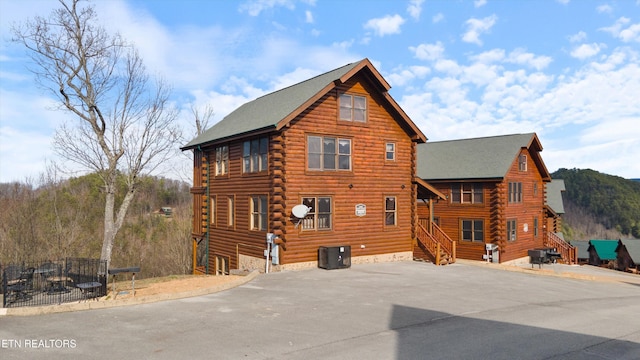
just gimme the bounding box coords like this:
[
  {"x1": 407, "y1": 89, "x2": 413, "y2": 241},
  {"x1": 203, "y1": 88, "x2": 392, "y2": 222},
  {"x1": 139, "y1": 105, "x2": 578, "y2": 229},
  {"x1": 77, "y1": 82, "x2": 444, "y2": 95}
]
[
  {"x1": 415, "y1": 133, "x2": 576, "y2": 264},
  {"x1": 181, "y1": 59, "x2": 441, "y2": 274}
]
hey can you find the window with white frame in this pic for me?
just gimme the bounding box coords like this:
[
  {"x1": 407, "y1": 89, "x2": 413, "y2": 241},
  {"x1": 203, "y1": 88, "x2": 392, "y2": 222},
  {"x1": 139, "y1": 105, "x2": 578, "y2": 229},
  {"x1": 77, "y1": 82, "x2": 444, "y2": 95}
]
[
  {"x1": 507, "y1": 219, "x2": 517, "y2": 241},
  {"x1": 461, "y1": 219, "x2": 484, "y2": 242},
  {"x1": 243, "y1": 137, "x2": 268, "y2": 173},
  {"x1": 385, "y1": 196, "x2": 397, "y2": 226},
  {"x1": 339, "y1": 93, "x2": 367, "y2": 122},
  {"x1": 215, "y1": 145, "x2": 229, "y2": 176},
  {"x1": 386, "y1": 143, "x2": 396, "y2": 161},
  {"x1": 301, "y1": 196, "x2": 332, "y2": 230},
  {"x1": 307, "y1": 136, "x2": 351, "y2": 171},
  {"x1": 250, "y1": 195, "x2": 268, "y2": 231}
]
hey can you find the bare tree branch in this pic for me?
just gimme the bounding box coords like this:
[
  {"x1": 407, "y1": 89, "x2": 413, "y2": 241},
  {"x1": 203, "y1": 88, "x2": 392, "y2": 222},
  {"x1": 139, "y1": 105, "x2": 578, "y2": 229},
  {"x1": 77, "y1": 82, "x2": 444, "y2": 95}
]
[{"x1": 12, "y1": 0, "x2": 182, "y2": 266}]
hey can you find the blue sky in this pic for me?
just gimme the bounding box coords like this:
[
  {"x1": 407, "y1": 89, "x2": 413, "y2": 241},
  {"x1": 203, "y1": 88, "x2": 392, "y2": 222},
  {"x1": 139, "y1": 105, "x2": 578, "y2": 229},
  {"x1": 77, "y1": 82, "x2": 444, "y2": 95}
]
[{"x1": 1, "y1": 0, "x2": 639, "y2": 183}]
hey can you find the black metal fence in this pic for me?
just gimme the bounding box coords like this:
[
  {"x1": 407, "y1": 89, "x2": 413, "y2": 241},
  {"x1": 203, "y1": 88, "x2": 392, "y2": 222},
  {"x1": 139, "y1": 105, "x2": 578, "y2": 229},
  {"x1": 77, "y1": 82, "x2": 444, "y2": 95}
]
[{"x1": 1, "y1": 258, "x2": 107, "y2": 308}]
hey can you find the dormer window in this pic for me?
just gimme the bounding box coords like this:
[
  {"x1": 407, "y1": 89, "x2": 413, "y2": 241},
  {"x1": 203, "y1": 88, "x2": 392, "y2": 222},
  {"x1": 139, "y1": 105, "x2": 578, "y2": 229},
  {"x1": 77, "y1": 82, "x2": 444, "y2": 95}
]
[
  {"x1": 519, "y1": 154, "x2": 527, "y2": 172},
  {"x1": 339, "y1": 93, "x2": 367, "y2": 122}
]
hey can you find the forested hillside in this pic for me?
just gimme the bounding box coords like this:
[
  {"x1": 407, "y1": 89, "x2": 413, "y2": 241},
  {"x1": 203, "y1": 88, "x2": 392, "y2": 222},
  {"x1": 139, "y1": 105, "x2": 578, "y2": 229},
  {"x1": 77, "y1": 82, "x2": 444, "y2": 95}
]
[
  {"x1": 552, "y1": 168, "x2": 640, "y2": 240},
  {"x1": 0, "y1": 174, "x2": 192, "y2": 278}
]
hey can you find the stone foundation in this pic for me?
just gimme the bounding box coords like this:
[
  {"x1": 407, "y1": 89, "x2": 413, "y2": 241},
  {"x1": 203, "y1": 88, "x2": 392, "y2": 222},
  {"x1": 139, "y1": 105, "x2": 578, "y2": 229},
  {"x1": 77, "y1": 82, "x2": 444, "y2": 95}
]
[
  {"x1": 501, "y1": 256, "x2": 531, "y2": 266},
  {"x1": 238, "y1": 251, "x2": 413, "y2": 273}
]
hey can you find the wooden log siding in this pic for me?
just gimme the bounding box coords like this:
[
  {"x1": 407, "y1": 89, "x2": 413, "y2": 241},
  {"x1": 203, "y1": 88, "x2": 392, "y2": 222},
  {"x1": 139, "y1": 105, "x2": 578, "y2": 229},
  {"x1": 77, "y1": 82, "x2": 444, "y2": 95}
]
[
  {"x1": 277, "y1": 75, "x2": 416, "y2": 265},
  {"x1": 420, "y1": 149, "x2": 547, "y2": 263},
  {"x1": 499, "y1": 148, "x2": 546, "y2": 262}
]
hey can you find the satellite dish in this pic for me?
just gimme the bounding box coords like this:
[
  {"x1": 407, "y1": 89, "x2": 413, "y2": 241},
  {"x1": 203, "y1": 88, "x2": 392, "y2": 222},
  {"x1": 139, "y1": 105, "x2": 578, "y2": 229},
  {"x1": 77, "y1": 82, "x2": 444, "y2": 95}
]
[
  {"x1": 292, "y1": 204, "x2": 310, "y2": 218},
  {"x1": 291, "y1": 204, "x2": 310, "y2": 229}
]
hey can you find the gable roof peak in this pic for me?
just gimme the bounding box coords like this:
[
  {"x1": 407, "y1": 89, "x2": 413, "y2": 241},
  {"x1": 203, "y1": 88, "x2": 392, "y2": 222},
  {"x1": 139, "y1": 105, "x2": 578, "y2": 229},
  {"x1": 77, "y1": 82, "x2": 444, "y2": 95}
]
[
  {"x1": 182, "y1": 58, "x2": 423, "y2": 150},
  {"x1": 417, "y1": 132, "x2": 550, "y2": 181}
]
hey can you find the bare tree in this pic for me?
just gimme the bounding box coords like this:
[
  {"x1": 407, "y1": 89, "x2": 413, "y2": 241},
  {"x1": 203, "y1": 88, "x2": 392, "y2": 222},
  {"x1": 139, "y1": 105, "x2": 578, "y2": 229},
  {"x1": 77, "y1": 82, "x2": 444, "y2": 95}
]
[
  {"x1": 190, "y1": 103, "x2": 214, "y2": 136},
  {"x1": 11, "y1": 0, "x2": 181, "y2": 266}
]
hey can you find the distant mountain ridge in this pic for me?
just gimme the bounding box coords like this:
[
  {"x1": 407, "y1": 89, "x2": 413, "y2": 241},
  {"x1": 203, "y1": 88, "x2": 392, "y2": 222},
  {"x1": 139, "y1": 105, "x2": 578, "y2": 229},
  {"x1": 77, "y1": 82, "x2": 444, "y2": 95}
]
[{"x1": 552, "y1": 168, "x2": 640, "y2": 240}]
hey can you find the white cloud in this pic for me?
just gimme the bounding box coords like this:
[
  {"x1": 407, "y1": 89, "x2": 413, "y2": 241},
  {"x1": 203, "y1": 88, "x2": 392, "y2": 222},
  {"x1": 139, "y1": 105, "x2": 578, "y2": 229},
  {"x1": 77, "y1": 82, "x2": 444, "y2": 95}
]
[
  {"x1": 568, "y1": 31, "x2": 587, "y2": 43},
  {"x1": 386, "y1": 65, "x2": 431, "y2": 87},
  {"x1": 305, "y1": 10, "x2": 314, "y2": 23},
  {"x1": 462, "y1": 15, "x2": 498, "y2": 46},
  {"x1": 364, "y1": 14, "x2": 406, "y2": 37},
  {"x1": 474, "y1": 0, "x2": 487, "y2": 8},
  {"x1": 432, "y1": 13, "x2": 444, "y2": 24},
  {"x1": 570, "y1": 43, "x2": 604, "y2": 59},
  {"x1": 505, "y1": 48, "x2": 553, "y2": 70},
  {"x1": 596, "y1": 4, "x2": 613, "y2": 14},
  {"x1": 238, "y1": 0, "x2": 295, "y2": 16},
  {"x1": 619, "y1": 23, "x2": 640, "y2": 42},
  {"x1": 599, "y1": 17, "x2": 640, "y2": 42},
  {"x1": 410, "y1": 42, "x2": 445, "y2": 61},
  {"x1": 407, "y1": 0, "x2": 424, "y2": 20},
  {"x1": 470, "y1": 49, "x2": 506, "y2": 64},
  {"x1": 556, "y1": 0, "x2": 570, "y2": 4}
]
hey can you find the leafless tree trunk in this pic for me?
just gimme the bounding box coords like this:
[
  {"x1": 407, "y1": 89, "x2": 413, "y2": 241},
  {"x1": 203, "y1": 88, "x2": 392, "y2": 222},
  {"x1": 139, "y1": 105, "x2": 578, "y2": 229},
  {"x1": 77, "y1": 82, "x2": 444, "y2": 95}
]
[{"x1": 11, "y1": 0, "x2": 181, "y2": 267}]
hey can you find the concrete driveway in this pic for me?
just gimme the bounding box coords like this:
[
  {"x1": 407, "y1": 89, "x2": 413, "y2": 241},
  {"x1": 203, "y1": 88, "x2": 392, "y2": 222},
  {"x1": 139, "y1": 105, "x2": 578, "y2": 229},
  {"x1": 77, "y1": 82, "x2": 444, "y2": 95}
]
[{"x1": 1, "y1": 261, "x2": 639, "y2": 359}]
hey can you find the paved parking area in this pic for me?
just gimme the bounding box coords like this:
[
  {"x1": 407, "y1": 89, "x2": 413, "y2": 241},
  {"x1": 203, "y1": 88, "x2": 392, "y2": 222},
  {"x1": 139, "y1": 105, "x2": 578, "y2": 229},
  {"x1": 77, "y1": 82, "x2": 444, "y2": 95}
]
[{"x1": 1, "y1": 261, "x2": 639, "y2": 359}]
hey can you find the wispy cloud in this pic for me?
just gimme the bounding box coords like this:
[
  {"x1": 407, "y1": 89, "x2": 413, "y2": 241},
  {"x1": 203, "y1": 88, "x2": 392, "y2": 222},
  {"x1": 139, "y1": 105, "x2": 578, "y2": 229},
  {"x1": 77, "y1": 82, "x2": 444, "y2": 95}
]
[
  {"x1": 474, "y1": 0, "x2": 487, "y2": 8},
  {"x1": 407, "y1": 0, "x2": 424, "y2": 20},
  {"x1": 568, "y1": 31, "x2": 587, "y2": 43},
  {"x1": 462, "y1": 15, "x2": 498, "y2": 46},
  {"x1": 596, "y1": 4, "x2": 613, "y2": 14},
  {"x1": 600, "y1": 17, "x2": 640, "y2": 42},
  {"x1": 410, "y1": 42, "x2": 445, "y2": 61},
  {"x1": 238, "y1": 0, "x2": 295, "y2": 16}
]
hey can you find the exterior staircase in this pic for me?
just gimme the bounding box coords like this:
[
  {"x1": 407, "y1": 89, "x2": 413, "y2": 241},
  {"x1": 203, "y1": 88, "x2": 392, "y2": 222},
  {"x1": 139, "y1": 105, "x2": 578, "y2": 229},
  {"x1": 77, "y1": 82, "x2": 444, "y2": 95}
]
[
  {"x1": 543, "y1": 231, "x2": 577, "y2": 265},
  {"x1": 415, "y1": 222, "x2": 456, "y2": 265}
]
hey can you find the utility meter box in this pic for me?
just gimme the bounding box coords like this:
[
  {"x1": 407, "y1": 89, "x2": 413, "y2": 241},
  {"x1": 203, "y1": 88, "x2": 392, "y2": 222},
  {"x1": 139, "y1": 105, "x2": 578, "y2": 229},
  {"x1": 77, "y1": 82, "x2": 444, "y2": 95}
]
[{"x1": 318, "y1": 246, "x2": 351, "y2": 270}]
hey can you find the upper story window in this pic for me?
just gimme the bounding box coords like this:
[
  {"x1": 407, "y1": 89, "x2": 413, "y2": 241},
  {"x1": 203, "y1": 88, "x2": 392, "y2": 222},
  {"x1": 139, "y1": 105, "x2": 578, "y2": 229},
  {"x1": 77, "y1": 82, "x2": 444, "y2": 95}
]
[
  {"x1": 301, "y1": 196, "x2": 332, "y2": 231},
  {"x1": 215, "y1": 145, "x2": 229, "y2": 176},
  {"x1": 451, "y1": 183, "x2": 483, "y2": 204},
  {"x1": 339, "y1": 93, "x2": 367, "y2": 122},
  {"x1": 518, "y1": 154, "x2": 527, "y2": 171},
  {"x1": 307, "y1": 135, "x2": 351, "y2": 171},
  {"x1": 243, "y1": 137, "x2": 268, "y2": 173},
  {"x1": 508, "y1": 182, "x2": 523, "y2": 203},
  {"x1": 386, "y1": 143, "x2": 396, "y2": 161}
]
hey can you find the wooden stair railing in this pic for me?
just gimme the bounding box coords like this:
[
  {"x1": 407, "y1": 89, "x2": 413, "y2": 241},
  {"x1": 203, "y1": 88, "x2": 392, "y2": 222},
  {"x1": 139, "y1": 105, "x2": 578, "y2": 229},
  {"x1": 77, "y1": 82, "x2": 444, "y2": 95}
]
[
  {"x1": 543, "y1": 232, "x2": 577, "y2": 265},
  {"x1": 416, "y1": 223, "x2": 456, "y2": 265}
]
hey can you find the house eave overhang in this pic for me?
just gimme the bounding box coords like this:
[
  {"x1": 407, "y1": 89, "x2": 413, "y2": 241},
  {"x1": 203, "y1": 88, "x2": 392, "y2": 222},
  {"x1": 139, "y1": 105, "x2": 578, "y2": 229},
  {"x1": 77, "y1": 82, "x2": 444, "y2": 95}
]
[
  {"x1": 180, "y1": 125, "x2": 276, "y2": 151},
  {"x1": 414, "y1": 178, "x2": 446, "y2": 200}
]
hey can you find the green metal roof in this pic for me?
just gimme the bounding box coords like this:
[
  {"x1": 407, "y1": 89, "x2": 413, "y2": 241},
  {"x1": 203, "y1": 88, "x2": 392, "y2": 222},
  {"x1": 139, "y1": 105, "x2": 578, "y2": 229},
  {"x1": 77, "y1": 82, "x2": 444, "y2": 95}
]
[
  {"x1": 416, "y1": 133, "x2": 542, "y2": 181},
  {"x1": 182, "y1": 60, "x2": 368, "y2": 150},
  {"x1": 588, "y1": 240, "x2": 619, "y2": 261},
  {"x1": 546, "y1": 179, "x2": 566, "y2": 214}
]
